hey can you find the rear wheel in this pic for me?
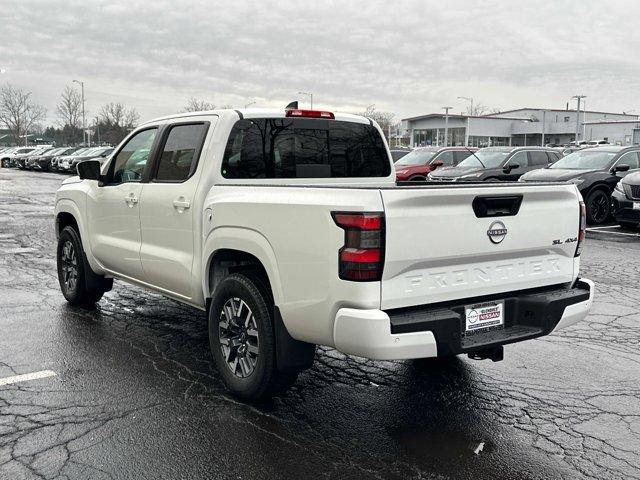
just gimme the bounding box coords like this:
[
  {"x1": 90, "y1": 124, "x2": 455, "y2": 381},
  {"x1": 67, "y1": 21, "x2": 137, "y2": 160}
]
[
  {"x1": 209, "y1": 273, "x2": 297, "y2": 401},
  {"x1": 56, "y1": 226, "x2": 105, "y2": 307},
  {"x1": 586, "y1": 189, "x2": 610, "y2": 225},
  {"x1": 408, "y1": 175, "x2": 426, "y2": 181}
]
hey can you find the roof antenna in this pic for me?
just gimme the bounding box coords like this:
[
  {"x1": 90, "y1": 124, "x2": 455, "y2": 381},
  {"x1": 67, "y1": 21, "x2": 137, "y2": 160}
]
[{"x1": 285, "y1": 101, "x2": 298, "y2": 110}]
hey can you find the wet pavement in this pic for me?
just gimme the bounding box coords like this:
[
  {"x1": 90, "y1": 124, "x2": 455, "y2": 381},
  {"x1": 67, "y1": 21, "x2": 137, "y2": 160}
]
[{"x1": 1, "y1": 168, "x2": 639, "y2": 480}]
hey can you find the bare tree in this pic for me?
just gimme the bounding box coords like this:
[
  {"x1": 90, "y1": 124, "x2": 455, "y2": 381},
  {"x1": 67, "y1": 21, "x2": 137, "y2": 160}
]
[
  {"x1": 465, "y1": 103, "x2": 490, "y2": 116},
  {"x1": 358, "y1": 105, "x2": 395, "y2": 137},
  {"x1": 181, "y1": 97, "x2": 216, "y2": 112},
  {"x1": 0, "y1": 84, "x2": 46, "y2": 144},
  {"x1": 98, "y1": 102, "x2": 140, "y2": 129},
  {"x1": 56, "y1": 85, "x2": 82, "y2": 129},
  {"x1": 97, "y1": 102, "x2": 140, "y2": 144}
]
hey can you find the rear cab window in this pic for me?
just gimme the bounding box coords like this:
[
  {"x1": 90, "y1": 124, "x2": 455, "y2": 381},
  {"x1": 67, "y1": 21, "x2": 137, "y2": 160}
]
[{"x1": 221, "y1": 118, "x2": 391, "y2": 179}]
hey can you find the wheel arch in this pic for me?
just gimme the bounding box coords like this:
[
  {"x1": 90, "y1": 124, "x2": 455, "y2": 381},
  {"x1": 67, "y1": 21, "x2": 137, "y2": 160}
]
[{"x1": 202, "y1": 227, "x2": 283, "y2": 307}]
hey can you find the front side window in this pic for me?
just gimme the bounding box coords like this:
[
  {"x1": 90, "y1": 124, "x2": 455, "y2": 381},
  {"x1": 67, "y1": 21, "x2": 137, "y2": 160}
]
[
  {"x1": 508, "y1": 151, "x2": 528, "y2": 167},
  {"x1": 110, "y1": 128, "x2": 157, "y2": 183},
  {"x1": 434, "y1": 151, "x2": 455, "y2": 166},
  {"x1": 616, "y1": 151, "x2": 640, "y2": 170},
  {"x1": 221, "y1": 118, "x2": 390, "y2": 179},
  {"x1": 529, "y1": 150, "x2": 550, "y2": 166},
  {"x1": 154, "y1": 124, "x2": 207, "y2": 182}
]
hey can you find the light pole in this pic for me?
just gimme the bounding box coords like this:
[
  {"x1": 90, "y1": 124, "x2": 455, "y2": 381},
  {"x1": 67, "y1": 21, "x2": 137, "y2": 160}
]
[
  {"x1": 572, "y1": 94, "x2": 586, "y2": 144},
  {"x1": 298, "y1": 91, "x2": 313, "y2": 109},
  {"x1": 73, "y1": 80, "x2": 86, "y2": 146},
  {"x1": 442, "y1": 106, "x2": 453, "y2": 146},
  {"x1": 458, "y1": 96, "x2": 473, "y2": 116}
]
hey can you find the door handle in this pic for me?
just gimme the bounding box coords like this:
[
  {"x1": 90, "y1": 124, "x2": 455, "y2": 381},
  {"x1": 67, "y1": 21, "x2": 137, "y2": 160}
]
[
  {"x1": 173, "y1": 198, "x2": 191, "y2": 210},
  {"x1": 124, "y1": 193, "x2": 138, "y2": 207}
]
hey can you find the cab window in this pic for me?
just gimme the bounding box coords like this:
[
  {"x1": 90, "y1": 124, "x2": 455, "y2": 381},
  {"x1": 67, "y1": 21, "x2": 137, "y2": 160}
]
[
  {"x1": 109, "y1": 128, "x2": 158, "y2": 184},
  {"x1": 154, "y1": 124, "x2": 207, "y2": 182}
]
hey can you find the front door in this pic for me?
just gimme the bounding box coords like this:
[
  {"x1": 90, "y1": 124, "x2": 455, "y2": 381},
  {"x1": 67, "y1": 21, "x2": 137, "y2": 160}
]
[
  {"x1": 87, "y1": 128, "x2": 158, "y2": 279},
  {"x1": 139, "y1": 122, "x2": 211, "y2": 298}
]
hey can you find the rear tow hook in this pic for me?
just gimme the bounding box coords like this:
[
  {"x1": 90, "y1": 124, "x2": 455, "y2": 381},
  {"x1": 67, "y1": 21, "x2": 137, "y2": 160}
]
[{"x1": 467, "y1": 345, "x2": 504, "y2": 362}]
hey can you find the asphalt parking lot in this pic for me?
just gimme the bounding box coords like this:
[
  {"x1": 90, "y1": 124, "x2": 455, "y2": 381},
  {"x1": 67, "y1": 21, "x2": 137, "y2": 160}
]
[{"x1": 1, "y1": 169, "x2": 639, "y2": 480}]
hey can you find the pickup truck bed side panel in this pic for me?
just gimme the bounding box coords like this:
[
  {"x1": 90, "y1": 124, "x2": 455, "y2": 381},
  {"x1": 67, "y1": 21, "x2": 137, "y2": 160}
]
[{"x1": 202, "y1": 186, "x2": 384, "y2": 346}]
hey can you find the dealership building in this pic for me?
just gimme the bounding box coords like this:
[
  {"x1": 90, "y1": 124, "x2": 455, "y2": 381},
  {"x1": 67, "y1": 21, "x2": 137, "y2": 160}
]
[{"x1": 402, "y1": 108, "x2": 640, "y2": 147}]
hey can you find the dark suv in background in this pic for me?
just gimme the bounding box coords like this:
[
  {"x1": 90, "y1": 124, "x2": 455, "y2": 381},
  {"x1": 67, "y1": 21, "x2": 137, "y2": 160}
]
[
  {"x1": 428, "y1": 146, "x2": 560, "y2": 182},
  {"x1": 612, "y1": 170, "x2": 640, "y2": 229},
  {"x1": 395, "y1": 146, "x2": 478, "y2": 181},
  {"x1": 520, "y1": 146, "x2": 640, "y2": 224}
]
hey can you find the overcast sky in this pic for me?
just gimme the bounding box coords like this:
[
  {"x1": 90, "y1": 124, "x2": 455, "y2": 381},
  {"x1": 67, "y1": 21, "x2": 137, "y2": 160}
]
[{"x1": 2, "y1": 0, "x2": 640, "y2": 126}]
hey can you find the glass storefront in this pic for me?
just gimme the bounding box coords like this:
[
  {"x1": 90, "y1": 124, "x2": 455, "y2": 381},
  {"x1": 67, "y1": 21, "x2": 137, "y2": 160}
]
[
  {"x1": 467, "y1": 136, "x2": 510, "y2": 147},
  {"x1": 413, "y1": 128, "x2": 466, "y2": 146}
]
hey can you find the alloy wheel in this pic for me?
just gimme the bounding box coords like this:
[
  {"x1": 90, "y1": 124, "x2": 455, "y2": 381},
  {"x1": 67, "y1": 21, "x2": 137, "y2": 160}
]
[
  {"x1": 60, "y1": 241, "x2": 79, "y2": 293},
  {"x1": 218, "y1": 297, "x2": 260, "y2": 378}
]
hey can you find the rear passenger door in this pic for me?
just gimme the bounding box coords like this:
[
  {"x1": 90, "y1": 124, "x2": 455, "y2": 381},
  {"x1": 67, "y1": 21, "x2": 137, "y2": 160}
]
[{"x1": 139, "y1": 121, "x2": 212, "y2": 299}]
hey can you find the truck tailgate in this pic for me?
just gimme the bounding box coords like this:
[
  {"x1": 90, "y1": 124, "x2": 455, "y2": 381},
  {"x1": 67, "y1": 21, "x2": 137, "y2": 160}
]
[{"x1": 380, "y1": 184, "x2": 580, "y2": 310}]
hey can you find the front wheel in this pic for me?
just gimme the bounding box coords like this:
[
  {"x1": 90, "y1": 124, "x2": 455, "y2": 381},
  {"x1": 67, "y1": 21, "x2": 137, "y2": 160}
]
[
  {"x1": 586, "y1": 190, "x2": 610, "y2": 225},
  {"x1": 209, "y1": 273, "x2": 297, "y2": 401},
  {"x1": 57, "y1": 226, "x2": 104, "y2": 307}
]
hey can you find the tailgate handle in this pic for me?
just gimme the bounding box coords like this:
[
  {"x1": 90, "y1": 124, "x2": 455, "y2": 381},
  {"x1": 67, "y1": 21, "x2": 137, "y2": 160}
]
[{"x1": 472, "y1": 195, "x2": 523, "y2": 218}]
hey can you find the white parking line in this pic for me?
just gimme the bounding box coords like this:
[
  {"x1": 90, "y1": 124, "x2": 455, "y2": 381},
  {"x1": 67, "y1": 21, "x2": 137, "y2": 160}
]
[
  {"x1": 0, "y1": 370, "x2": 57, "y2": 386},
  {"x1": 587, "y1": 228, "x2": 640, "y2": 237},
  {"x1": 588, "y1": 225, "x2": 621, "y2": 230}
]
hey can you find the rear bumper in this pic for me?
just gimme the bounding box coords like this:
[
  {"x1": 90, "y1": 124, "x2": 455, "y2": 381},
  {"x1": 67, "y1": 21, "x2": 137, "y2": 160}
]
[{"x1": 333, "y1": 279, "x2": 594, "y2": 360}]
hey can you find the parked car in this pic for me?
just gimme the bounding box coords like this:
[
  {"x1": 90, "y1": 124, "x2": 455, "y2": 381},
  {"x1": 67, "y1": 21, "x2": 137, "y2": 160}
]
[
  {"x1": 52, "y1": 148, "x2": 92, "y2": 172},
  {"x1": 55, "y1": 147, "x2": 107, "y2": 173},
  {"x1": 27, "y1": 147, "x2": 79, "y2": 171},
  {"x1": 389, "y1": 148, "x2": 412, "y2": 162},
  {"x1": 54, "y1": 107, "x2": 593, "y2": 400},
  {"x1": 16, "y1": 147, "x2": 56, "y2": 169},
  {"x1": 428, "y1": 146, "x2": 561, "y2": 182},
  {"x1": 6, "y1": 147, "x2": 42, "y2": 168},
  {"x1": 520, "y1": 146, "x2": 640, "y2": 224},
  {"x1": 611, "y1": 171, "x2": 640, "y2": 229},
  {"x1": 395, "y1": 146, "x2": 478, "y2": 181},
  {"x1": 1, "y1": 147, "x2": 38, "y2": 168}
]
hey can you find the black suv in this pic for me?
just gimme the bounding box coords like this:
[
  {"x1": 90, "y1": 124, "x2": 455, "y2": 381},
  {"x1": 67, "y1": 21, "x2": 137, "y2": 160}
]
[
  {"x1": 612, "y1": 170, "x2": 640, "y2": 229},
  {"x1": 428, "y1": 146, "x2": 560, "y2": 182},
  {"x1": 520, "y1": 146, "x2": 640, "y2": 224}
]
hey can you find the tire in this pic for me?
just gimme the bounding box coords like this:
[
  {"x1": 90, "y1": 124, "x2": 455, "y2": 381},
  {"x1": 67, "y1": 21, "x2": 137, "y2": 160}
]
[
  {"x1": 209, "y1": 273, "x2": 297, "y2": 401},
  {"x1": 585, "y1": 189, "x2": 610, "y2": 225},
  {"x1": 485, "y1": 177, "x2": 500, "y2": 182},
  {"x1": 619, "y1": 221, "x2": 638, "y2": 230},
  {"x1": 408, "y1": 175, "x2": 426, "y2": 181},
  {"x1": 56, "y1": 226, "x2": 105, "y2": 307}
]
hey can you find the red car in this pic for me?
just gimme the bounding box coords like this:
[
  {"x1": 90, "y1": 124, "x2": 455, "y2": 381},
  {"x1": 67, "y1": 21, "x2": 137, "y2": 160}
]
[{"x1": 395, "y1": 146, "x2": 479, "y2": 181}]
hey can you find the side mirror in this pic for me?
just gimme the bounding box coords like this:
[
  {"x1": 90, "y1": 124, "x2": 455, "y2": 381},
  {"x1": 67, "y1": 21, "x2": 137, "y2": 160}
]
[
  {"x1": 431, "y1": 159, "x2": 444, "y2": 167},
  {"x1": 503, "y1": 162, "x2": 519, "y2": 172},
  {"x1": 614, "y1": 164, "x2": 630, "y2": 173},
  {"x1": 77, "y1": 160, "x2": 101, "y2": 181}
]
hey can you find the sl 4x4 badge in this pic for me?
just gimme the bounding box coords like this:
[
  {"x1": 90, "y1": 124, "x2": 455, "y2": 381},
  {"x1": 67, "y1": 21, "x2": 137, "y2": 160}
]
[{"x1": 553, "y1": 237, "x2": 578, "y2": 245}]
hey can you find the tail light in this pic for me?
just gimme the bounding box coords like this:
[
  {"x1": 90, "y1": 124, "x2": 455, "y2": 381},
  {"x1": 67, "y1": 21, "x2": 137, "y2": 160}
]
[
  {"x1": 286, "y1": 109, "x2": 335, "y2": 119},
  {"x1": 332, "y1": 212, "x2": 384, "y2": 281},
  {"x1": 575, "y1": 201, "x2": 586, "y2": 256}
]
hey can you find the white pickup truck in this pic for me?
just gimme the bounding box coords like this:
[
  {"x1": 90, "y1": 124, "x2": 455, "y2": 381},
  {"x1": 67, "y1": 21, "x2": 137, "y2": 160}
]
[{"x1": 55, "y1": 107, "x2": 594, "y2": 400}]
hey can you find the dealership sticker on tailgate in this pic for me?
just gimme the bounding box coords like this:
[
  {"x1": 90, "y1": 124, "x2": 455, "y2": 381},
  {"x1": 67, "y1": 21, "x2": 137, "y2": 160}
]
[{"x1": 465, "y1": 301, "x2": 504, "y2": 331}]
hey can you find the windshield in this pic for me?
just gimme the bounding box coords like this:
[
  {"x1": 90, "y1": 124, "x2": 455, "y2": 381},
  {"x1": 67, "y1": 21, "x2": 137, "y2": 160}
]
[
  {"x1": 457, "y1": 149, "x2": 509, "y2": 168},
  {"x1": 551, "y1": 150, "x2": 617, "y2": 170},
  {"x1": 395, "y1": 149, "x2": 436, "y2": 166}
]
